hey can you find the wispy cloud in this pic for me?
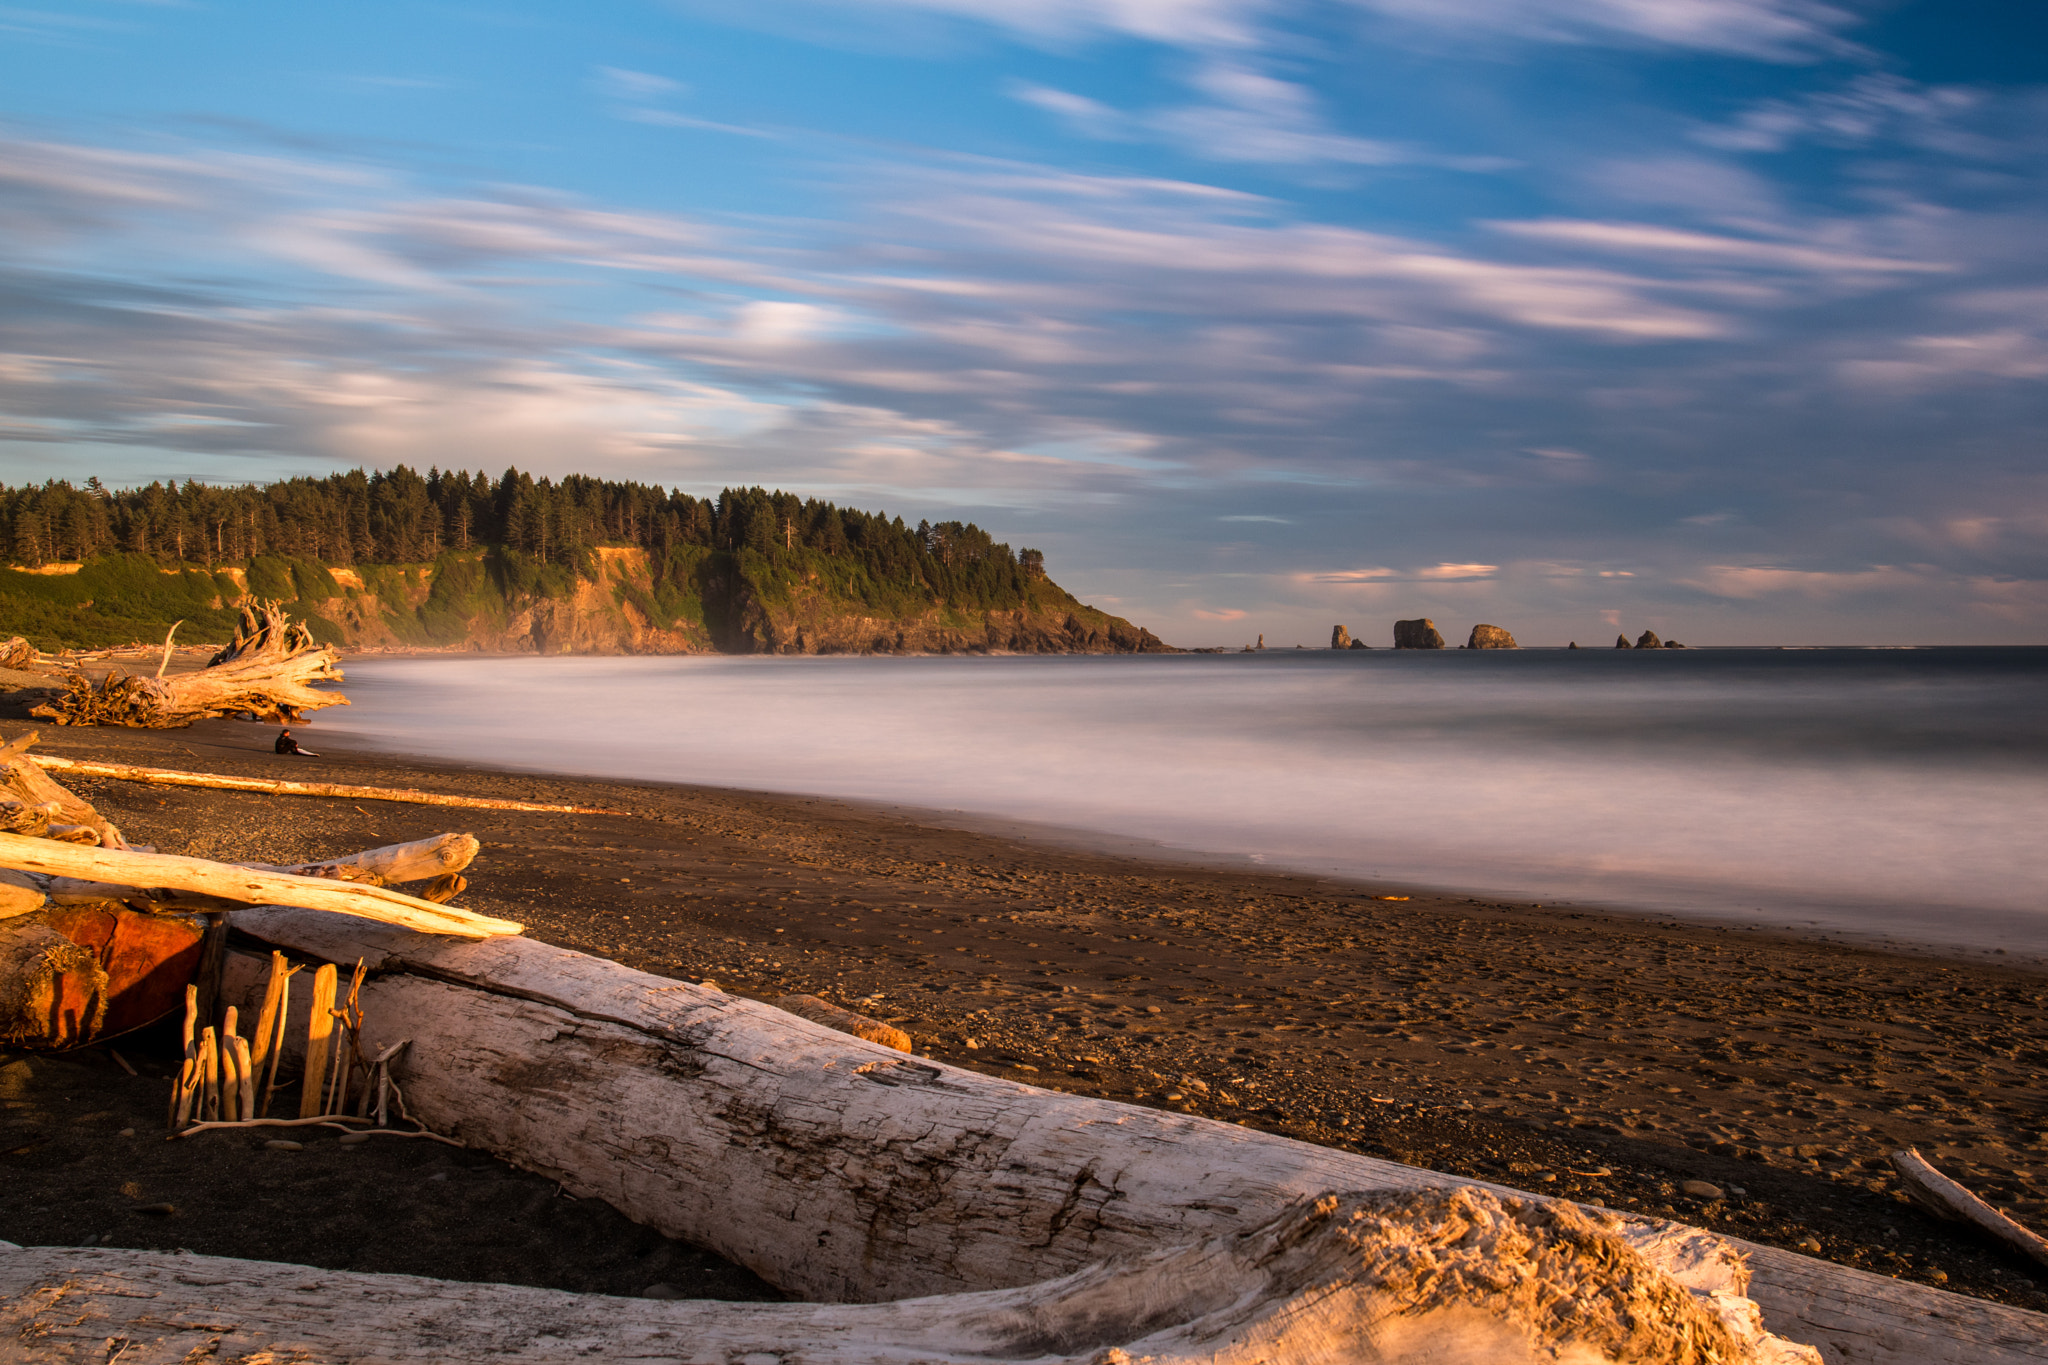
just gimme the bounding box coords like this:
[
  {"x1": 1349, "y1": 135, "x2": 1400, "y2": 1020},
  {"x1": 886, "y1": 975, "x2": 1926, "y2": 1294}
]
[
  {"x1": 1345, "y1": 0, "x2": 1863, "y2": 61},
  {"x1": 1694, "y1": 74, "x2": 1994, "y2": 155},
  {"x1": 1488, "y1": 219, "x2": 1950, "y2": 277},
  {"x1": 1305, "y1": 563, "x2": 1498, "y2": 583},
  {"x1": 1015, "y1": 61, "x2": 1514, "y2": 173}
]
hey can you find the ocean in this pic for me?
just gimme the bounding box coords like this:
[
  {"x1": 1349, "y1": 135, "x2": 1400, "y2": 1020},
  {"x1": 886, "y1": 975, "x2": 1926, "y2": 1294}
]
[{"x1": 320, "y1": 648, "x2": 2048, "y2": 957}]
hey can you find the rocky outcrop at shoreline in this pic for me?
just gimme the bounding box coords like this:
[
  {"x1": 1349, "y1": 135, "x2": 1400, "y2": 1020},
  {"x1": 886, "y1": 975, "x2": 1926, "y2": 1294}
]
[
  {"x1": 1465, "y1": 624, "x2": 1517, "y2": 649},
  {"x1": 1393, "y1": 618, "x2": 1446, "y2": 649}
]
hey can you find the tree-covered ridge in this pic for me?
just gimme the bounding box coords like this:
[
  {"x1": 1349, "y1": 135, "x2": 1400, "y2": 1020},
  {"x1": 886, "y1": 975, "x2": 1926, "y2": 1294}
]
[
  {"x1": 0, "y1": 468, "x2": 1113, "y2": 651},
  {"x1": 2, "y1": 467, "x2": 1046, "y2": 604}
]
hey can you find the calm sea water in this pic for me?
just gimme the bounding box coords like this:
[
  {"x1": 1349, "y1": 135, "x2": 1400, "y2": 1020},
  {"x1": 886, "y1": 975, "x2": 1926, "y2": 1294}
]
[{"x1": 320, "y1": 649, "x2": 2048, "y2": 956}]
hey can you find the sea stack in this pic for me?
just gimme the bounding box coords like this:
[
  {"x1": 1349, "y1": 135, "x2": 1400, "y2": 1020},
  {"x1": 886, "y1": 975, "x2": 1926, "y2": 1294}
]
[
  {"x1": 1393, "y1": 618, "x2": 1445, "y2": 649},
  {"x1": 1614, "y1": 634, "x2": 1631, "y2": 649},
  {"x1": 1256, "y1": 633, "x2": 1265, "y2": 650},
  {"x1": 1466, "y1": 624, "x2": 1517, "y2": 649},
  {"x1": 1635, "y1": 629, "x2": 1663, "y2": 649},
  {"x1": 1331, "y1": 624, "x2": 1351, "y2": 649}
]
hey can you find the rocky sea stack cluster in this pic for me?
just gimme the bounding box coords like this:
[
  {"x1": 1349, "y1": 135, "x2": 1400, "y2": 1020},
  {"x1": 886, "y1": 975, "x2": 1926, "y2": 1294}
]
[{"x1": 1321, "y1": 620, "x2": 1690, "y2": 650}]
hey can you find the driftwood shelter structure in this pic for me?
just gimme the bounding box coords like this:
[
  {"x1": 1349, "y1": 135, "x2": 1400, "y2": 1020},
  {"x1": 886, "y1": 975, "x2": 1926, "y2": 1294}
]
[{"x1": 1, "y1": 744, "x2": 2045, "y2": 1361}]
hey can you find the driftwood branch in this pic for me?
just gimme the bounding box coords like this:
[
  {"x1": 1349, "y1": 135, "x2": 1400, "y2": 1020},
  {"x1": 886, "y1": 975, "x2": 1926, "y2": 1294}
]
[
  {"x1": 29, "y1": 755, "x2": 622, "y2": 815},
  {"x1": 0, "y1": 834, "x2": 521, "y2": 938},
  {"x1": 1891, "y1": 1148, "x2": 2048, "y2": 1271},
  {"x1": 0, "y1": 1187, "x2": 1815, "y2": 1365},
  {"x1": 173, "y1": 1114, "x2": 370, "y2": 1136},
  {"x1": 32, "y1": 601, "x2": 346, "y2": 729},
  {"x1": 154, "y1": 620, "x2": 181, "y2": 680}
]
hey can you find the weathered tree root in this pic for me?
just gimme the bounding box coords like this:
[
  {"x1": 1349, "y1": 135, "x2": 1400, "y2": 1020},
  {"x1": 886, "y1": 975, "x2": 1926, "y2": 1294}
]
[{"x1": 32, "y1": 600, "x2": 347, "y2": 728}]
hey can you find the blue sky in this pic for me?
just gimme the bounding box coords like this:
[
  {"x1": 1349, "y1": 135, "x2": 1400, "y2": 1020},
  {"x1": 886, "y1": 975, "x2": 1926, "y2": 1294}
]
[{"x1": 1, "y1": 0, "x2": 2043, "y2": 644}]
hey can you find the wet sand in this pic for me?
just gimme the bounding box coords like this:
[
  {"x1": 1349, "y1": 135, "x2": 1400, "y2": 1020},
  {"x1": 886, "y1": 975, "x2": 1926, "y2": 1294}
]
[{"x1": 5, "y1": 710, "x2": 2047, "y2": 1313}]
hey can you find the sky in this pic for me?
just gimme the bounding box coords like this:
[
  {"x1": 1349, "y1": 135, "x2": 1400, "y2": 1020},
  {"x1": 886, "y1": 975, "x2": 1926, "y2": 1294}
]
[{"x1": 1, "y1": 1, "x2": 2044, "y2": 646}]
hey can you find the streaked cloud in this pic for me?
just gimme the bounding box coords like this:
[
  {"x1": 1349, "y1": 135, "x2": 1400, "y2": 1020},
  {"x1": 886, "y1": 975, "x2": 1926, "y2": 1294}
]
[{"x1": 1344, "y1": 0, "x2": 1861, "y2": 61}]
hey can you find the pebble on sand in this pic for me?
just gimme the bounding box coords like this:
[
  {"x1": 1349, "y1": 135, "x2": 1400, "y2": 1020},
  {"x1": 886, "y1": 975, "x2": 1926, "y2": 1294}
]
[
  {"x1": 264, "y1": 1139, "x2": 303, "y2": 1152},
  {"x1": 1681, "y1": 1180, "x2": 1725, "y2": 1200}
]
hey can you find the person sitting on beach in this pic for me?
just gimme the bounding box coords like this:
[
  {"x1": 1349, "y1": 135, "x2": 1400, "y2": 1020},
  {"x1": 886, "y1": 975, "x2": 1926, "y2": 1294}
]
[{"x1": 274, "y1": 728, "x2": 317, "y2": 757}]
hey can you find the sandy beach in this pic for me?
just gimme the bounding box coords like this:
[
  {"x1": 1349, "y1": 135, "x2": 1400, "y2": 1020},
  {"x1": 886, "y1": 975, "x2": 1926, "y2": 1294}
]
[{"x1": 4, "y1": 706, "x2": 2046, "y2": 1315}]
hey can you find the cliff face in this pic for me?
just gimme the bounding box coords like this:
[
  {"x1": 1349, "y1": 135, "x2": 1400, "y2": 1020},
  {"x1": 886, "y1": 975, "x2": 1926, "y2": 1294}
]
[{"x1": 8, "y1": 546, "x2": 1171, "y2": 656}]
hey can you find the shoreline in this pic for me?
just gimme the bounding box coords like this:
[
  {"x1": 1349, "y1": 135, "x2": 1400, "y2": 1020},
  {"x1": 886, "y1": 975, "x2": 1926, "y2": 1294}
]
[{"x1": 6, "y1": 711, "x2": 2048, "y2": 1315}]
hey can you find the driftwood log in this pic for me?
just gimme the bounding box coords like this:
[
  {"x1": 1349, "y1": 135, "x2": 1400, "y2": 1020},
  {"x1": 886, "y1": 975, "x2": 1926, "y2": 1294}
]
[
  {"x1": 4, "y1": 741, "x2": 126, "y2": 849},
  {"x1": 0, "y1": 636, "x2": 34, "y2": 670},
  {"x1": 31, "y1": 600, "x2": 346, "y2": 728},
  {"x1": 1892, "y1": 1148, "x2": 2048, "y2": 1271},
  {"x1": 219, "y1": 907, "x2": 2048, "y2": 1364},
  {"x1": 0, "y1": 1187, "x2": 1818, "y2": 1364},
  {"x1": 30, "y1": 755, "x2": 623, "y2": 814},
  {"x1": 0, "y1": 834, "x2": 519, "y2": 937}
]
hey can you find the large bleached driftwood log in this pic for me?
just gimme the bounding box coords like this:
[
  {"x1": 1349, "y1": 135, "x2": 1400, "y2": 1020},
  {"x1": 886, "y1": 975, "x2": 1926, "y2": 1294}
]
[
  {"x1": 0, "y1": 1186, "x2": 1814, "y2": 1365},
  {"x1": 0, "y1": 835, "x2": 519, "y2": 937},
  {"x1": 226, "y1": 907, "x2": 2048, "y2": 1365},
  {"x1": 30, "y1": 755, "x2": 623, "y2": 814},
  {"x1": 31, "y1": 600, "x2": 347, "y2": 728}
]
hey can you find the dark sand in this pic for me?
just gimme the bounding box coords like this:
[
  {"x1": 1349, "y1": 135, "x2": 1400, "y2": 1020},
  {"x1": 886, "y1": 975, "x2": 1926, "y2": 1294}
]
[{"x1": 4, "y1": 707, "x2": 2046, "y2": 1314}]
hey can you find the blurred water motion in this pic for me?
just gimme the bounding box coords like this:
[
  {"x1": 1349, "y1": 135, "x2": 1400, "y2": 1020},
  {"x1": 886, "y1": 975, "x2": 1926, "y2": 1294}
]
[{"x1": 326, "y1": 650, "x2": 2048, "y2": 954}]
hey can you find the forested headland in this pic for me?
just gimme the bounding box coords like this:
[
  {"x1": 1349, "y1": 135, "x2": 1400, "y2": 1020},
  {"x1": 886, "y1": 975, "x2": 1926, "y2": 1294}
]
[{"x1": 0, "y1": 468, "x2": 1169, "y2": 656}]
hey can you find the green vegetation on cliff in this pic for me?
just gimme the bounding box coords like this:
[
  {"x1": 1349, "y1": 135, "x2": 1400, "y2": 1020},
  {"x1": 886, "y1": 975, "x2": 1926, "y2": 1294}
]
[{"x1": 0, "y1": 469, "x2": 1166, "y2": 654}]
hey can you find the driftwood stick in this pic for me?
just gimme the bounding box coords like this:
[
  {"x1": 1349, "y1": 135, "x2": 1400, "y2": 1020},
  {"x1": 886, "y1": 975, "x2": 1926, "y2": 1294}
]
[
  {"x1": 155, "y1": 620, "x2": 182, "y2": 680},
  {"x1": 330, "y1": 959, "x2": 366, "y2": 1117},
  {"x1": 232, "y1": 1033, "x2": 255, "y2": 1124},
  {"x1": 195, "y1": 915, "x2": 229, "y2": 1027},
  {"x1": 29, "y1": 755, "x2": 622, "y2": 815},
  {"x1": 300, "y1": 964, "x2": 337, "y2": 1120},
  {"x1": 199, "y1": 1025, "x2": 220, "y2": 1123},
  {"x1": 171, "y1": 1115, "x2": 462, "y2": 1145},
  {"x1": 169, "y1": 986, "x2": 199, "y2": 1129},
  {"x1": 260, "y1": 964, "x2": 298, "y2": 1117},
  {"x1": 1892, "y1": 1148, "x2": 2048, "y2": 1270},
  {"x1": 219, "y1": 1024, "x2": 242, "y2": 1123},
  {"x1": 0, "y1": 832, "x2": 521, "y2": 937},
  {"x1": 248, "y1": 951, "x2": 287, "y2": 1077},
  {"x1": 172, "y1": 1114, "x2": 374, "y2": 1138},
  {"x1": 326, "y1": 1012, "x2": 348, "y2": 1117},
  {"x1": 372, "y1": 1038, "x2": 410, "y2": 1128},
  {"x1": 220, "y1": 1005, "x2": 241, "y2": 1122},
  {"x1": 169, "y1": 1056, "x2": 199, "y2": 1131}
]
